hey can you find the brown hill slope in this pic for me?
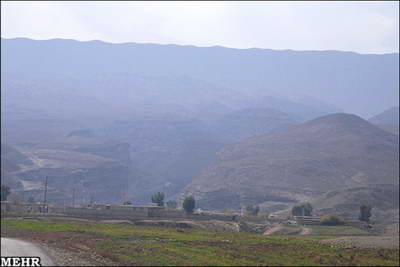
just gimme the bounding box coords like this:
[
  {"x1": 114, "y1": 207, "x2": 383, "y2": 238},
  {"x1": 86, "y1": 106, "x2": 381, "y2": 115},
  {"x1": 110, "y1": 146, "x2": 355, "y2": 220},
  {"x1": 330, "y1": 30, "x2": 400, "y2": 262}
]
[
  {"x1": 375, "y1": 124, "x2": 399, "y2": 135},
  {"x1": 183, "y1": 113, "x2": 399, "y2": 210},
  {"x1": 313, "y1": 184, "x2": 399, "y2": 224},
  {"x1": 1, "y1": 139, "x2": 133, "y2": 205}
]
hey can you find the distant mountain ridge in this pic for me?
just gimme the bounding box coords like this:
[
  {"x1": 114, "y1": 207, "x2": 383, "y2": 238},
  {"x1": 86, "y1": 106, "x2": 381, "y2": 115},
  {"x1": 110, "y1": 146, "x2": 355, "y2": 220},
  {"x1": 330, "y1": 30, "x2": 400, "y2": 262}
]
[
  {"x1": 2, "y1": 37, "x2": 398, "y2": 118},
  {"x1": 369, "y1": 107, "x2": 399, "y2": 125},
  {"x1": 369, "y1": 107, "x2": 399, "y2": 135}
]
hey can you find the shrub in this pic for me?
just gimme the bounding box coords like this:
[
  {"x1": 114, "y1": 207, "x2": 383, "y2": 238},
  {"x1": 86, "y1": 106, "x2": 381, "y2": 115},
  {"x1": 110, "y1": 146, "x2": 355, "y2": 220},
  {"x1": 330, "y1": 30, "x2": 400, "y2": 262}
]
[{"x1": 320, "y1": 214, "x2": 345, "y2": 225}]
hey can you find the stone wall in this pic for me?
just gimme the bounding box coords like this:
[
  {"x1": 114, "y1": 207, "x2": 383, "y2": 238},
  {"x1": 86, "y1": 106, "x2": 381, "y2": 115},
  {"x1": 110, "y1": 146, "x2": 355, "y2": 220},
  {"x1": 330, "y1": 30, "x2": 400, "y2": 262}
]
[
  {"x1": 1, "y1": 201, "x2": 274, "y2": 224},
  {"x1": 62, "y1": 205, "x2": 240, "y2": 222}
]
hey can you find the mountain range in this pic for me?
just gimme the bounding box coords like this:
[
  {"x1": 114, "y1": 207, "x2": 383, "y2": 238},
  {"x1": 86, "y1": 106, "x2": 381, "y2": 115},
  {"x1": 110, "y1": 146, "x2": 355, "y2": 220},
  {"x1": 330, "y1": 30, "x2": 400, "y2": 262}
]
[{"x1": 1, "y1": 38, "x2": 398, "y2": 219}]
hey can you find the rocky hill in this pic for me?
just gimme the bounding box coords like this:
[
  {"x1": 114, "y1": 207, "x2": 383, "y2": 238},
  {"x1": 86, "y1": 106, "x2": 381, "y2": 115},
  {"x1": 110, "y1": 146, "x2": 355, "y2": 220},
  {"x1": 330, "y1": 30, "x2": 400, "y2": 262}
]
[
  {"x1": 183, "y1": 113, "x2": 399, "y2": 211},
  {"x1": 1, "y1": 143, "x2": 33, "y2": 189},
  {"x1": 0, "y1": 139, "x2": 133, "y2": 205}
]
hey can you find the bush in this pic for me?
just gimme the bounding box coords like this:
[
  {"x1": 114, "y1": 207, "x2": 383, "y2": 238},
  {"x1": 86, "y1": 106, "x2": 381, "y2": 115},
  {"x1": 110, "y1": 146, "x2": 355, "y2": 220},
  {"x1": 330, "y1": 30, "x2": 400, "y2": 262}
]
[
  {"x1": 183, "y1": 195, "x2": 195, "y2": 214},
  {"x1": 320, "y1": 214, "x2": 345, "y2": 225}
]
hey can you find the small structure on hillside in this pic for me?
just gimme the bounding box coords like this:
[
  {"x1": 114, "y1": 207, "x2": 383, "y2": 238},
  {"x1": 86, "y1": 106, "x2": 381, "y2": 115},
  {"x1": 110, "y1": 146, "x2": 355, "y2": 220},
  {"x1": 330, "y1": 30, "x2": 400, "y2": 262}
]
[{"x1": 294, "y1": 216, "x2": 321, "y2": 225}]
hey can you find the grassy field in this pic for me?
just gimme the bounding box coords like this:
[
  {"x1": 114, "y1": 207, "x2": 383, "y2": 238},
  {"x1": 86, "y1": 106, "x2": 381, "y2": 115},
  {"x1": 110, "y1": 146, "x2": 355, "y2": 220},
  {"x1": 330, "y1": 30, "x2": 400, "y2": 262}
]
[
  {"x1": 307, "y1": 225, "x2": 371, "y2": 236},
  {"x1": 1, "y1": 218, "x2": 399, "y2": 266}
]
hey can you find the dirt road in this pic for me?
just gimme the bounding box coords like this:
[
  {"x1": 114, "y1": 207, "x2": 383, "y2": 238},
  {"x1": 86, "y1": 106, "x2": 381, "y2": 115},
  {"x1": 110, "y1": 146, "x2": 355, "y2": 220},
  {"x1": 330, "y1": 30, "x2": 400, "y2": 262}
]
[
  {"x1": 263, "y1": 225, "x2": 311, "y2": 235},
  {"x1": 1, "y1": 238, "x2": 54, "y2": 266}
]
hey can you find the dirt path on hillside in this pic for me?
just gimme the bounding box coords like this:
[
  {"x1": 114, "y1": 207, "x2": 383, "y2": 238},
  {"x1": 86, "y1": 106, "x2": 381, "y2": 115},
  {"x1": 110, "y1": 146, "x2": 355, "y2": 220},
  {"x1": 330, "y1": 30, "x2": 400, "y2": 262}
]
[
  {"x1": 263, "y1": 225, "x2": 285, "y2": 235},
  {"x1": 263, "y1": 225, "x2": 311, "y2": 235}
]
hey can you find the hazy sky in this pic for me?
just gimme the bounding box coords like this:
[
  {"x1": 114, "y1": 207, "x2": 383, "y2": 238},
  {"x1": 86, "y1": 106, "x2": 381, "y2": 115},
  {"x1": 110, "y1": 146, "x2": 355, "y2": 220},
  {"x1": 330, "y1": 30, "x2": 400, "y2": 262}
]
[{"x1": 1, "y1": 1, "x2": 399, "y2": 54}]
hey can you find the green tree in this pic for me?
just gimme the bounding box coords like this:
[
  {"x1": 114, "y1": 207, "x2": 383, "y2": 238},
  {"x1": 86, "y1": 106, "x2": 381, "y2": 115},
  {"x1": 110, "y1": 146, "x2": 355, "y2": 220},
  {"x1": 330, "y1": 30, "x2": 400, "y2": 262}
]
[
  {"x1": 359, "y1": 204, "x2": 372, "y2": 223},
  {"x1": 244, "y1": 204, "x2": 260, "y2": 216},
  {"x1": 1, "y1": 185, "x2": 11, "y2": 201},
  {"x1": 291, "y1": 202, "x2": 313, "y2": 216},
  {"x1": 166, "y1": 200, "x2": 177, "y2": 209},
  {"x1": 183, "y1": 195, "x2": 195, "y2": 214},
  {"x1": 151, "y1": 192, "x2": 165, "y2": 207}
]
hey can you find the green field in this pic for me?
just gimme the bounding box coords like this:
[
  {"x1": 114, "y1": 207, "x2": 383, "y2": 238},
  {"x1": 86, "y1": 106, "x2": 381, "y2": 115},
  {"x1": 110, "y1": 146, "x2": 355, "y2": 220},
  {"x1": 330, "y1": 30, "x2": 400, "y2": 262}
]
[
  {"x1": 1, "y1": 218, "x2": 399, "y2": 266},
  {"x1": 307, "y1": 225, "x2": 371, "y2": 236}
]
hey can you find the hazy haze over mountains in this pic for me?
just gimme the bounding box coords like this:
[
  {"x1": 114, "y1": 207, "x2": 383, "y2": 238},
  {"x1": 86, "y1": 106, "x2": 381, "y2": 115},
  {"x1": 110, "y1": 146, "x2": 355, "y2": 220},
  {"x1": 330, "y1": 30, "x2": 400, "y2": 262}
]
[{"x1": 2, "y1": 38, "x2": 398, "y2": 119}]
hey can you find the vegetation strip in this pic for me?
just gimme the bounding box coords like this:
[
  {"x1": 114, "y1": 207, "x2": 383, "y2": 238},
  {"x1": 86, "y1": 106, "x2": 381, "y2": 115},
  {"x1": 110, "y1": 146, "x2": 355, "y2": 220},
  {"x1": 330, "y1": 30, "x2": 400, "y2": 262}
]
[{"x1": 1, "y1": 218, "x2": 399, "y2": 266}]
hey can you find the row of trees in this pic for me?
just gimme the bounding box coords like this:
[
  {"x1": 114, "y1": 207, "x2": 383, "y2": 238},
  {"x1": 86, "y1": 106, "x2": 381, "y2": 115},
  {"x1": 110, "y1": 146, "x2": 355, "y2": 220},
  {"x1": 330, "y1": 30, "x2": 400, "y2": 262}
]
[
  {"x1": 150, "y1": 192, "x2": 196, "y2": 213},
  {"x1": 291, "y1": 202, "x2": 372, "y2": 224},
  {"x1": 2, "y1": 184, "x2": 373, "y2": 223}
]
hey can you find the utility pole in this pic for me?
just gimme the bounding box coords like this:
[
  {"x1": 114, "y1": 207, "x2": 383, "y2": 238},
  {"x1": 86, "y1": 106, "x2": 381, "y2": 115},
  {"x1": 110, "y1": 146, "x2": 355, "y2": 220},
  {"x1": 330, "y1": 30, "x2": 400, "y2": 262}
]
[
  {"x1": 89, "y1": 195, "x2": 94, "y2": 206},
  {"x1": 72, "y1": 188, "x2": 76, "y2": 208},
  {"x1": 43, "y1": 176, "x2": 48, "y2": 213}
]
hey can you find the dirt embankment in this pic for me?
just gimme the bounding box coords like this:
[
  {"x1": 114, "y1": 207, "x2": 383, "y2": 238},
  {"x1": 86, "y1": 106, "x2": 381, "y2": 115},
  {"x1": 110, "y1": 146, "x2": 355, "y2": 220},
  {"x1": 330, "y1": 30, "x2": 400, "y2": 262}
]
[{"x1": 263, "y1": 225, "x2": 310, "y2": 235}]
